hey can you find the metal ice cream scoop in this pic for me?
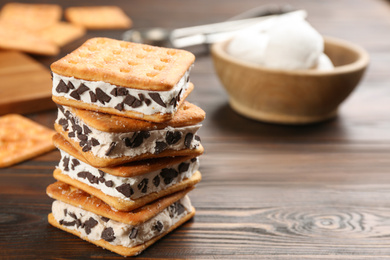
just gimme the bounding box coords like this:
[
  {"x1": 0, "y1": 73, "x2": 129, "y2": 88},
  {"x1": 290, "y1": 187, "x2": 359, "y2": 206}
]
[{"x1": 122, "y1": 5, "x2": 294, "y2": 48}]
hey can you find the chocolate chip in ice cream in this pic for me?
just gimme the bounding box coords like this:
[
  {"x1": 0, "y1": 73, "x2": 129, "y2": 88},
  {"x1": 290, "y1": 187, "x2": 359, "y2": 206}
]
[
  {"x1": 153, "y1": 175, "x2": 160, "y2": 187},
  {"x1": 60, "y1": 220, "x2": 76, "y2": 226},
  {"x1": 77, "y1": 171, "x2": 88, "y2": 179},
  {"x1": 117, "y1": 88, "x2": 128, "y2": 96},
  {"x1": 68, "y1": 212, "x2": 77, "y2": 219},
  {"x1": 67, "y1": 81, "x2": 75, "y2": 89},
  {"x1": 105, "y1": 180, "x2": 114, "y2": 187},
  {"x1": 145, "y1": 98, "x2": 152, "y2": 106},
  {"x1": 69, "y1": 90, "x2": 81, "y2": 100},
  {"x1": 169, "y1": 96, "x2": 177, "y2": 106},
  {"x1": 114, "y1": 102, "x2": 124, "y2": 111},
  {"x1": 160, "y1": 168, "x2": 178, "y2": 185},
  {"x1": 90, "y1": 138, "x2": 100, "y2": 146},
  {"x1": 178, "y1": 162, "x2": 190, "y2": 173},
  {"x1": 116, "y1": 183, "x2": 134, "y2": 198},
  {"x1": 96, "y1": 88, "x2": 111, "y2": 104},
  {"x1": 105, "y1": 142, "x2": 117, "y2": 156},
  {"x1": 101, "y1": 227, "x2": 116, "y2": 242},
  {"x1": 82, "y1": 143, "x2": 91, "y2": 152},
  {"x1": 110, "y1": 88, "x2": 118, "y2": 97},
  {"x1": 77, "y1": 133, "x2": 87, "y2": 141},
  {"x1": 138, "y1": 93, "x2": 145, "y2": 101},
  {"x1": 123, "y1": 94, "x2": 136, "y2": 107},
  {"x1": 83, "y1": 125, "x2": 92, "y2": 134},
  {"x1": 63, "y1": 157, "x2": 70, "y2": 171},
  {"x1": 166, "y1": 131, "x2": 182, "y2": 145},
  {"x1": 89, "y1": 91, "x2": 97, "y2": 103},
  {"x1": 58, "y1": 118, "x2": 68, "y2": 131},
  {"x1": 148, "y1": 93, "x2": 166, "y2": 107},
  {"x1": 77, "y1": 83, "x2": 89, "y2": 94},
  {"x1": 177, "y1": 203, "x2": 186, "y2": 215},
  {"x1": 184, "y1": 133, "x2": 194, "y2": 148},
  {"x1": 154, "y1": 141, "x2": 168, "y2": 154},
  {"x1": 153, "y1": 220, "x2": 163, "y2": 232},
  {"x1": 84, "y1": 217, "x2": 98, "y2": 235},
  {"x1": 68, "y1": 132, "x2": 75, "y2": 138},
  {"x1": 129, "y1": 227, "x2": 138, "y2": 239},
  {"x1": 72, "y1": 125, "x2": 82, "y2": 135},
  {"x1": 101, "y1": 216, "x2": 110, "y2": 222},
  {"x1": 56, "y1": 80, "x2": 69, "y2": 93},
  {"x1": 131, "y1": 98, "x2": 142, "y2": 108},
  {"x1": 71, "y1": 159, "x2": 80, "y2": 170},
  {"x1": 137, "y1": 178, "x2": 148, "y2": 193}
]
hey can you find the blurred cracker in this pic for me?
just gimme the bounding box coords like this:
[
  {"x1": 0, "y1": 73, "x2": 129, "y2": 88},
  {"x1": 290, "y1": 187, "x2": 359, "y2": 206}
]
[
  {"x1": 38, "y1": 22, "x2": 86, "y2": 47},
  {"x1": 0, "y1": 3, "x2": 62, "y2": 31},
  {"x1": 65, "y1": 6, "x2": 132, "y2": 30},
  {"x1": 0, "y1": 21, "x2": 59, "y2": 56},
  {"x1": 0, "y1": 114, "x2": 55, "y2": 168}
]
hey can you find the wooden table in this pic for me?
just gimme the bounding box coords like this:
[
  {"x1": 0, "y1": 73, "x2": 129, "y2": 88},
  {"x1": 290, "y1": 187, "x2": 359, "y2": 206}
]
[{"x1": 1, "y1": 0, "x2": 390, "y2": 258}]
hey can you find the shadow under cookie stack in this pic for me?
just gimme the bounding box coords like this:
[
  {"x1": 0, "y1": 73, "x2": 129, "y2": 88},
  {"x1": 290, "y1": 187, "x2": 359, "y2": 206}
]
[{"x1": 46, "y1": 38, "x2": 205, "y2": 257}]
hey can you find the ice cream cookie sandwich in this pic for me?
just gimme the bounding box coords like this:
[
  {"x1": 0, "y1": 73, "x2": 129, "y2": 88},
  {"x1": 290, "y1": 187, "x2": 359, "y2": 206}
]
[
  {"x1": 54, "y1": 102, "x2": 204, "y2": 167},
  {"x1": 51, "y1": 37, "x2": 195, "y2": 123},
  {"x1": 47, "y1": 181, "x2": 195, "y2": 257},
  {"x1": 52, "y1": 133, "x2": 202, "y2": 211}
]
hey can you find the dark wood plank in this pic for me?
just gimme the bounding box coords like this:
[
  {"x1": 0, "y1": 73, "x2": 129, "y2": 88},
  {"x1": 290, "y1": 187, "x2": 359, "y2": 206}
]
[{"x1": 1, "y1": 0, "x2": 390, "y2": 259}]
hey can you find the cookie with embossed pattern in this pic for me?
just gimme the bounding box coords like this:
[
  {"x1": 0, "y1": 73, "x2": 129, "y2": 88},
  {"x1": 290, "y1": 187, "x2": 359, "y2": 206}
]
[
  {"x1": 47, "y1": 181, "x2": 195, "y2": 257},
  {"x1": 54, "y1": 102, "x2": 204, "y2": 168},
  {"x1": 51, "y1": 38, "x2": 195, "y2": 122}
]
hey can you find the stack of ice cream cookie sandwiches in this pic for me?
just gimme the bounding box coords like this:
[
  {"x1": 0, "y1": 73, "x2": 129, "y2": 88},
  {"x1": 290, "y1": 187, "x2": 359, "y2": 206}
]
[{"x1": 46, "y1": 37, "x2": 205, "y2": 257}]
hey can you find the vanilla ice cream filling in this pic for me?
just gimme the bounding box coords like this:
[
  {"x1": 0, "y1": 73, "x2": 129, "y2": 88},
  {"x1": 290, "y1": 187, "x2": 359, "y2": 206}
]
[
  {"x1": 52, "y1": 197, "x2": 192, "y2": 247},
  {"x1": 57, "y1": 149, "x2": 199, "y2": 201},
  {"x1": 52, "y1": 69, "x2": 191, "y2": 115},
  {"x1": 56, "y1": 106, "x2": 202, "y2": 158}
]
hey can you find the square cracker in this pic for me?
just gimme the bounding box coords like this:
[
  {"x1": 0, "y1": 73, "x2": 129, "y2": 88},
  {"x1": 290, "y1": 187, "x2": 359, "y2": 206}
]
[
  {"x1": 0, "y1": 114, "x2": 55, "y2": 168},
  {"x1": 0, "y1": 3, "x2": 62, "y2": 31},
  {"x1": 52, "y1": 82, "x2": 195, "y2": 123},
  {"x1": 65, "y1": 6, "x2": 132, "y2": 30},
  {"x1": 53, "y1": 133, "x2": 198, "y2": 178},
  {"x1": 52, "y1": 168, "x2": 201, "y2": 211},
  {"x1": 37, "y1": 22, "x2": 86, "y2": 47},
  {"x1": 46, "y1": 181, "x2": 193, "y2": 225},
  {"x1": 50, "y1": 37, "x2": 195, "y2": 91},
  {"x1": 54, "y1": 122, "x2": 204, "y2": 168},
  {"x1": 48, "y1": 210, "x2": 195, "y2": 257},
  {"x1": 57, "y1": 101, "x2": 205, "y2": 133},
  {"x1": 0, "y1": 21, "x2": 59, "y2": 56},
  {"x1": 47, "y1": 182, "x2": 195, "y2": 256}
]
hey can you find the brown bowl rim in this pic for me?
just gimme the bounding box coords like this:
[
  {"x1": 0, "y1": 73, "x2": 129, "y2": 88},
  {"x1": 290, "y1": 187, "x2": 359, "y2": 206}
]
[{"x1": 211, "y1": 36, "x2": 370, "y2": 76}]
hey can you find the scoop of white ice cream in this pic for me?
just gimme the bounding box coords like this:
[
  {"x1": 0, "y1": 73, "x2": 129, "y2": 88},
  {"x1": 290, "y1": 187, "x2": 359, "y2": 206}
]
[
  {"x1": 313, "y1": 53, "x2": 334, "y2": 71},
  {"x1": 227, "y1": 11, "x2": 333, "y2": 71}
]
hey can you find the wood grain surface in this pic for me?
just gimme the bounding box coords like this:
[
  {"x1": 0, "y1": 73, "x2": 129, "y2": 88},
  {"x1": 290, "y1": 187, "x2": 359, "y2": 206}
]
[
  {"x1": 1, "y1": 0, "x2": 390, "y2": 259},
  {"x1": 0, "y1": 51, "x2": 55, "y2": 116}
]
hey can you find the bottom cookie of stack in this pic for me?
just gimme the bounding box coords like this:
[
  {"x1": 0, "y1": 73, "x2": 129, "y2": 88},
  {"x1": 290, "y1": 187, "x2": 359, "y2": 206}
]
[{"x1": 47, "y1": 182, "x2": 195, "y2": 257}]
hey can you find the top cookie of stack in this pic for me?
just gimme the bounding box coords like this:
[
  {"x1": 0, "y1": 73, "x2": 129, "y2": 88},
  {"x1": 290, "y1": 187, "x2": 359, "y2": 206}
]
[{"x1": 51, "y1": 37, "x2": 195, "y2": 123}]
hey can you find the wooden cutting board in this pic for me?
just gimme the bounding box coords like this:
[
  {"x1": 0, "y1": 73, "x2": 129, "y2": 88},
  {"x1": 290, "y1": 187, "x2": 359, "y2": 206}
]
[{"x1": 0, "y1": 51, "x2": 55, "y2": 116}]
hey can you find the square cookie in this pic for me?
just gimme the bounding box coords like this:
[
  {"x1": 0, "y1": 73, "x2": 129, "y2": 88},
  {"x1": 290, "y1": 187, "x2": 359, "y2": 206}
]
[
  {"x1": 0, "y1": 3, "x2": 62, "y2": 31},
  {"x1": 53, "y1": 133, "x2": 202, "y2": 211},
  {"x1": 38, "y1": 22, "x2": 86, "y2": 47},
  {"x1": 51, "y1": 38, "x2": 195, "y2": 122},
  {"x1": 54, "y1": 102, "x2": 204, "y2": 167},
  {"x1": 0, "y1": 114, "x2": 55, "y2": 167},
  {"x1": 47, "y1": 181, "x2": 195, "y2": 257},
  {"x1": 0, "y1": 21, "x2": 59, "y2": 56},
  {"x1": 65, "y1": 6, "x2": 132, "y2": 29}
]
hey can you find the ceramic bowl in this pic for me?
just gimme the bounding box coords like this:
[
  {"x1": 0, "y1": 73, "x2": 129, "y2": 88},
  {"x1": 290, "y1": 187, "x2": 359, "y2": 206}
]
[{"x1": 211, "y1": 36, "x2": 369, "y2": 124}]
